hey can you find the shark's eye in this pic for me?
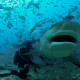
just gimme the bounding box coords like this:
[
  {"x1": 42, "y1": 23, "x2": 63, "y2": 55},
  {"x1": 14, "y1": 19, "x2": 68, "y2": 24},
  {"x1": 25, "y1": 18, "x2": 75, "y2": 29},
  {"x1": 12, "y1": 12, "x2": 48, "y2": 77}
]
[{"x1": 50, "y1": 35, "x2": 77, "y2": 43}]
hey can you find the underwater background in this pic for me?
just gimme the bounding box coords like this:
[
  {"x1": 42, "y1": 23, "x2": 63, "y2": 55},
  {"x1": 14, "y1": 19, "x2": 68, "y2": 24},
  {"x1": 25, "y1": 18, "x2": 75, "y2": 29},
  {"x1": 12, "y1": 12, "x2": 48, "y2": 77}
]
[{"x1": 0, "y1": 0, "x2": 80, "y2": 80}]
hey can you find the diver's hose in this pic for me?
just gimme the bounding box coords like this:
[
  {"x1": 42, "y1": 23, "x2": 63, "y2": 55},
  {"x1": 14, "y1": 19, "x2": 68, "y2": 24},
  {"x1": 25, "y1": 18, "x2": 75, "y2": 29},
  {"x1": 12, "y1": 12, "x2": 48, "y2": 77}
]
[
  {"x1": 18, "y1": 47, "x2": 41, "y2": 61},
  {"x1": 18, "y1": 47, "x2": 27, "y2": 61}
]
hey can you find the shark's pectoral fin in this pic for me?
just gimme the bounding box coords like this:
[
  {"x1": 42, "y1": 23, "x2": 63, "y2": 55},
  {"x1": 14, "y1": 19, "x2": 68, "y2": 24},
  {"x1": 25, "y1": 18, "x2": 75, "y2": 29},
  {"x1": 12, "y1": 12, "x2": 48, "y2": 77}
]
[{"x1": 64, "y1": 54, "x2": 80, "y2": 68}]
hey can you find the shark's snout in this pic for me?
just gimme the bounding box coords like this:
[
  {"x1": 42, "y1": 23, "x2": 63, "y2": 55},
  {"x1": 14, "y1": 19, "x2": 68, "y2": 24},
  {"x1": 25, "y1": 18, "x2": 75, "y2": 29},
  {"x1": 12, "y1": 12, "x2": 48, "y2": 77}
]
[{"x1": 40, "y1": 20, "x2": 80, "y2": 58}]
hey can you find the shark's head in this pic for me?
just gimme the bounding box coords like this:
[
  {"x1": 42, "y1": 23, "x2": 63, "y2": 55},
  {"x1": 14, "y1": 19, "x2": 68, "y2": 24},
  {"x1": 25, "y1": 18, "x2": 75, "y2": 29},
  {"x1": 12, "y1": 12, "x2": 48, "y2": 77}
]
[{"x1": 40, "y1": 20, "x2": 80, "y2": 59}]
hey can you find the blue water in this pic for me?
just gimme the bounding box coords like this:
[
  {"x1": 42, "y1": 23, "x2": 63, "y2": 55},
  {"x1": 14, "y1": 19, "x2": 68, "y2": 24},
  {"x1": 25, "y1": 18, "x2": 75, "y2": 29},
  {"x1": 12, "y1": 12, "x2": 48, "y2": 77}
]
[{"x1": 0, "y1": 0, "x2": 80, "y2": 64}]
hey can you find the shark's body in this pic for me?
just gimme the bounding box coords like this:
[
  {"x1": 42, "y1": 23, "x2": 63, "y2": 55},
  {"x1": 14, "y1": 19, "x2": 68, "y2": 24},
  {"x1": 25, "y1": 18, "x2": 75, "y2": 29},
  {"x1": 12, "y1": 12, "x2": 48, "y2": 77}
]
[{"x1": 21, "y1": 20, "x2": 80, "y2": 68}]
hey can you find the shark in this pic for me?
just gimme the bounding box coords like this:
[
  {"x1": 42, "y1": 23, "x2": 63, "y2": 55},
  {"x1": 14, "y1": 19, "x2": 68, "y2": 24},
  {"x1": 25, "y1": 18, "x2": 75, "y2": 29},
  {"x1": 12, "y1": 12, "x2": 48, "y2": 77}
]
[
  {"x1": 63, "y1": 15, "x2": 75, "y2": 20},
  {"x1": 21, "y1": 20, "x2": 80, "y2": 68},
  {"x1": 63, "y1": 10, "x2": 75, "y2": 20}
]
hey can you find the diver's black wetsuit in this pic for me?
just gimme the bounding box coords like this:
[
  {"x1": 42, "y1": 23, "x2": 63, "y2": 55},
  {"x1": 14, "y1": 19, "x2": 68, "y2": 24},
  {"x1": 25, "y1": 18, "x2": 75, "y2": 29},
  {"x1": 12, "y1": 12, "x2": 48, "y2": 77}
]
[
  {"x1": 0, "y1": 40, "x2": 40, "y2": 79},
  {"x1": 12, "y1": 40, "x2": 40, "y2": 79}
]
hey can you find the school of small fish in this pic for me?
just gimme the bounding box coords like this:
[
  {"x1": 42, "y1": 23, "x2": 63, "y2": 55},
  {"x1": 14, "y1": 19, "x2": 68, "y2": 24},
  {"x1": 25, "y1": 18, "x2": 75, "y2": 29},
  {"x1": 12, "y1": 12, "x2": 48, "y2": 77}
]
[{"x1": 0, "y1": 0, "x2": 80, "y2": 52}]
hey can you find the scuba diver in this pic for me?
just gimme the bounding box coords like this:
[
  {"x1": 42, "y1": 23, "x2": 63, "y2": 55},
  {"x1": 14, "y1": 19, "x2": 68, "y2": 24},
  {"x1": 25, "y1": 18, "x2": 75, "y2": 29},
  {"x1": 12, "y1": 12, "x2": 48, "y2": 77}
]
[
  {"x1": 0, "y1": 39, "x2": 40, "y2": 79},
  {"x1": 12, "y1": 39, "x2": 40, "y2": 79}
]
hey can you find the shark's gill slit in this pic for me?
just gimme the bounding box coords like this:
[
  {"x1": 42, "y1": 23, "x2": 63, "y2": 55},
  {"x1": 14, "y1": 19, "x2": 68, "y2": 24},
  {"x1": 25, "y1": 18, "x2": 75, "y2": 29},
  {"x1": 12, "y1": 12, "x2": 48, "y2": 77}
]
[{"x1": 50, "y1": 35, "x2": 77, "y2": 43}]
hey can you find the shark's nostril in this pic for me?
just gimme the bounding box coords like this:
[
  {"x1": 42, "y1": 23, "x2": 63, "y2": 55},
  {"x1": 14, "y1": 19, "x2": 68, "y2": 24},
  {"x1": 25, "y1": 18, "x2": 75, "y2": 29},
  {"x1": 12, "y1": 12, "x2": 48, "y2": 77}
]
[{"x1": 50, "y1": 35, "x2": 77, "y2": 43}]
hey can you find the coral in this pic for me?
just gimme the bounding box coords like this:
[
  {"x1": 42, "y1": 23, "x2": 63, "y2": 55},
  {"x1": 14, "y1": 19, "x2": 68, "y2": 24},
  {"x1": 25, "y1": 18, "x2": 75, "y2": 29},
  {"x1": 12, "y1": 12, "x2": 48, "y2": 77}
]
[{"x1": 27, "y1": 59, "x2": 80, "y2": 80}]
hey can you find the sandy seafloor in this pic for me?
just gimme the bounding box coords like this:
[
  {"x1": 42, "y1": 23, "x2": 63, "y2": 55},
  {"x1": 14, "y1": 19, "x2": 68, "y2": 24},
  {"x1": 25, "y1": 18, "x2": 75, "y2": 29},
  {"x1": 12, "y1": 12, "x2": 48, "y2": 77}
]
[{"x1": 0, "y1": 58, "x2": 80, "y2": 80}]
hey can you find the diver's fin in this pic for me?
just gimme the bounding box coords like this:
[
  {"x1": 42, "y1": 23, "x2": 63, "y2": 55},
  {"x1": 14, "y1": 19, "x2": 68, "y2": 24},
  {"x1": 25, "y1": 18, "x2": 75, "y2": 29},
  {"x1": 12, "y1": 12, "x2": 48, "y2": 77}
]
[{"x1": 64, "y1": 54, "x2": 80, "y2": 68}]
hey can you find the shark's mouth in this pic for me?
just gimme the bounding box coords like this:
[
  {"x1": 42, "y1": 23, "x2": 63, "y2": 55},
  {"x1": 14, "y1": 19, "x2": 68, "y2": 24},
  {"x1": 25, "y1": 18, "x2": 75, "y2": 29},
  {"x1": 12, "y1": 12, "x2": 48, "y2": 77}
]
[{"x1": 50, "y1": 35, "x2": 77, "y2": 43}]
